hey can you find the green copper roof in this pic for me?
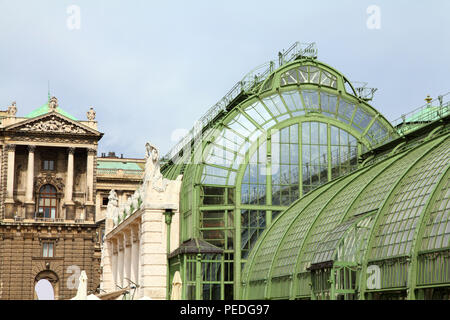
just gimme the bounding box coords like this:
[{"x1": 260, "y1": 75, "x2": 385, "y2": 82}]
[
  {"x1": 25, "y1": 103, "x2": 77, "y2": 120},
  {"x1": 97, "y1": 160, "x2": 143, "y2": 171}
]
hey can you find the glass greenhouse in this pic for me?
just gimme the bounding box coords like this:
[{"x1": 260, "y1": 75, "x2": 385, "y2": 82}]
[{"x1": 161, "y1": 43, "x2": 449, "y2": 300}]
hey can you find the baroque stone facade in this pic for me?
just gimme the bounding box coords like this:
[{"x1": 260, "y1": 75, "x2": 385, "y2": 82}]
[{"x1": 0, "y1": 98, "x2": 103, "y2": 300}]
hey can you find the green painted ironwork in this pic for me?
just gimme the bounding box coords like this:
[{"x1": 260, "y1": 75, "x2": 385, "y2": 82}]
[
  {"x1": 159, "y1": 45, "x2": 450, "y2": 300},
  {"x1": 241, "y1": 127, "x2": 449, "y2": 299}
]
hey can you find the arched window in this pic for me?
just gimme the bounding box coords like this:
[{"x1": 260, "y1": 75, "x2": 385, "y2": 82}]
[
  {"x1": 34, "y1": 270, "x2": 59, "y2": 300},
  {"x1": 37, "y1": 184, "x2": 57, "y2": 219}
]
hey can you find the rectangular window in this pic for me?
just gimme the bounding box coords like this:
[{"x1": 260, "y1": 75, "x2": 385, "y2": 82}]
[
  {"x1": 102, "y1": 197, "x2": 109, "y2": 206},
  {"x1": 43, "y1": 160, "x2": 55, "y2": 171},
  {"x1": 42, "y1": 242, "x2": 54, "y2": 257}
]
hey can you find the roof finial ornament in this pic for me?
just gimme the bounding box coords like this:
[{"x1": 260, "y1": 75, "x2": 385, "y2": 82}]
[
  {"x1": 425, "y1": 95, "x2": 432, "y2": 105},
  {"x1": 7, "y1": 101, "x2": 17, "y2": 117},
  {"x1": 49, "y1": 96, "x2": 58, "y2": 112},
  {"x1": 87, "y1": 107, "x2": 96, "y2": 121}
]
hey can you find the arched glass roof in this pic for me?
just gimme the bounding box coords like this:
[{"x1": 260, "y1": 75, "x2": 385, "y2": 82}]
[
  {"x1": 165, "y1": 59, "x2": 396, "y2": 186},
  {"x1": 162, "y1": 56, "x2": 401, "y2": 301},
  {"x1": 241, "y1": 130, "x2": 449, "y2": 300}
]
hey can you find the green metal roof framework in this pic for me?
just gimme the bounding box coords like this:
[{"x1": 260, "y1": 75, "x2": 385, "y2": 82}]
[
  {"x1": 163, "y1": 50, "x2": 398, "y2": 299},
  {"x1": 241, "y1": 125, "x2": 449, "y2": 300}
]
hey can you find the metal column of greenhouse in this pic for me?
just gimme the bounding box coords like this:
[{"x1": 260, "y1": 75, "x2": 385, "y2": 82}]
[{"x1": 161, "y1": 42, "x2": 400, "y2": 300}]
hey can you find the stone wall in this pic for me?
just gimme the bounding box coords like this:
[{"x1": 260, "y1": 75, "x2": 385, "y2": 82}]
[{"x1": 0, "y1": 223, "x2": 101, "y2": 300}]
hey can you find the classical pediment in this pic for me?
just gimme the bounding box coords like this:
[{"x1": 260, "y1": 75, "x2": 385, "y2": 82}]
[{"x1": 5, "y1": 112, "x2": 101, "y2": 136}]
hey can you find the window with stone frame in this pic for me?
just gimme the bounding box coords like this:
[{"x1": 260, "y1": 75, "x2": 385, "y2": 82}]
[
  {"x1": 37, "y1": 184, "x2": 58, "y2": 219},
  {"x1": 42, "y1": 159, "x2": 55, "y2": 171},
  {"x1": 42, "y1": 242, "x2": 54, "y2": 257}
]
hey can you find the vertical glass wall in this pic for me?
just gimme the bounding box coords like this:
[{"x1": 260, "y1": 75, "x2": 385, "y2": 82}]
[
  {"x1": 239, "y1": 121, "x2": 358, "y2": 260},
  {"x1": 272, "y1": 124, "x2": 300, "y2": 205},
  {"x1": 302, "y1": 122, "x2": 328, "y2": 195}
]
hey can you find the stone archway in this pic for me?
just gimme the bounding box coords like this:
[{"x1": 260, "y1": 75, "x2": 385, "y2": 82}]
[{"x1": 34, "y1": 270, "x2": 60, "y2": 300}]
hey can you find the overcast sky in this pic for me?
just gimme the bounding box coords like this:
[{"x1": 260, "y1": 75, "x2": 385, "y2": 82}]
[{"x1": 0, "y1": 0, "x2": 449, "y2": 158}]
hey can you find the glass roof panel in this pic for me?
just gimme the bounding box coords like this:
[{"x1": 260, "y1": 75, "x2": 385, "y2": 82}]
[
  {"x1": 302, "y1": 90, "x2": 319, "y2": 111},
  {"x1": 420, "y1": 175, "x2": 450, "y2": 251},
  {"x1": 371, "y1": 139, "x2": 450, "y2": 259}
]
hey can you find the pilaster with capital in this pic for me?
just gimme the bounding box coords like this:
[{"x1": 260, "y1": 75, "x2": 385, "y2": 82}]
[
  {"x1": 5, "y1": 144, "x2": 16, "y2": 203},
  {"x1": 86, "y1": 148, "x2": 96, "y2": 205},
  {"x1": 117, "y1": 236, "x2": 124, "y2": 288},
  {"x1": 24, "y1": 145, "x2": 36, "y2": 219},
  {"x1": 130, "y1": 224, "x2": 140, "y2": 294},
  {"x1": 123, "y1": 230, "x2": 132, "y2": 288},
  {"x1": 64, "y1": 147, "x2": 76, "y2": 220}
]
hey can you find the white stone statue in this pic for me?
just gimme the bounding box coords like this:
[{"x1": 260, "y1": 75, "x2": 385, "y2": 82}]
[
  {"x1": 49, "y1": 96, "x2": 58, "y2": 112},
  {"x1": 71, "y1": 271, "x2": 88, "y2": 300},
  {"x1": 106, "y1": 189, "x2": 120, "y2": 228},
  {"x1": 117, "y1": 203, "x2": 127, "y2": 224},
  {"x1": 131, "y1": 191, "x2": 139, "y2": 213},
  {"x1": 137, "y1": 184, "x2": 144, "y2": 209},
  {"x1": 7, "y1": 101, "x2": 17, "y2": 116},
  {"x1": 144, "y1": 142, "x2": 168, "y2": 193},
  {"x1": 125, "y1": 196, "x2": 132, "y2": 217},
  {"x1": 87, "y1": 107, "x2": 96, "y2": 121}
]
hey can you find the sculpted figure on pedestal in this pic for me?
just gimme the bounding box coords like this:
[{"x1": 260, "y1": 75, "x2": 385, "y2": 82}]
[
  {"x1": 87, "y1": 107, "x2": 96, "y2": 121},
  {"x1": 8, "y1": 101, "x2": 17, "y2": 116},
  {"x1": 144, "y1": 142, "x2": 168, "y2": 193},
  {"x1": 106, "y1": 189, "x2": 119, "y2": 227},
  {"x1": 131, "y1": 191, "x2": 139, "y2": 213},
  {"x1": 49, "y1": 96, "x2": 58, "y2": 112}
]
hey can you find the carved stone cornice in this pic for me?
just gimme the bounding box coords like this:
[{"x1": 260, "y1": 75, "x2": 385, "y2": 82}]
[
  {"x1": 5, "y1": 144, "x2": 16, "y2": 152},
  {"x1": 12, "y1": 135, "x2": 95, "y2": 145}
]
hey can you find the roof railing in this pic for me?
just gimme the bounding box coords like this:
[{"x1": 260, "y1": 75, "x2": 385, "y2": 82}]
[
  {"x1": 163, "y1": 42, "x2": 318, "y2": 162},
  {"x1": 368, "y1": 92, "x2": 450, "y2": 150}
]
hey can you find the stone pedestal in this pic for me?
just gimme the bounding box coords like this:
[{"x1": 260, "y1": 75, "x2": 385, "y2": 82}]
[
  {"x1": 65, "y1": 204, "x2": 75, "y2": 221},
  {"x1": 25, "y1": 202, "x2": 35, "y2": 219},
  {"x1": 4, "y1": 200, "x2": 15, "y2": 219},
  {"x1": 85, "y1": 204, "x2": 95, "y2": 221}
]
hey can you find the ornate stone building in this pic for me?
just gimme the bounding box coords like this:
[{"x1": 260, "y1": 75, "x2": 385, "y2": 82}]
[
  {"x1": 95, "y1": 153, "x2": 145, "y2": 223},
  {"x1": 100, "y1": 143, "x2": 182, "y2": 300},
  {"x1": 0, "y1": 98, "x2": 103, "y2": 300}
]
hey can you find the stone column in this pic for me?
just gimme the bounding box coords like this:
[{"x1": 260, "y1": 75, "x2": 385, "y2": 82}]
[
  {"x1": 65, "y1": 147, "x2": 75, "y2": 220},
  {"x1": 130, "y1": 224, "x2": 140, "y2": 296},
  {"x1": 5, "y1": 144, "x2": 16, "y2": 219},
  {"x1": 101, "y1": 239, "x2": 115, "y2": 293},
  {"x1": 85, "y1": 148, "x2": 96, "y2": 220},
  {"x1": 123, "y1": 231, "x2": 132, "y2": 288},
  {"x1": 117, "y1": 236, "x2": 124, "y2": 288},
  {"x1": 24, "y1": 145, "x2": 36, "y2": 219},
  {"x1": 139, "y1": 209, "x2": 167, "y2": 300},
  {"x1": 111, "y1": 239, "x2": 118, "y2": 290}
]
